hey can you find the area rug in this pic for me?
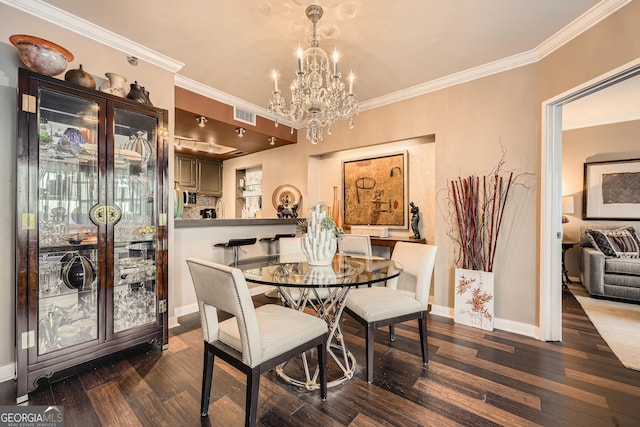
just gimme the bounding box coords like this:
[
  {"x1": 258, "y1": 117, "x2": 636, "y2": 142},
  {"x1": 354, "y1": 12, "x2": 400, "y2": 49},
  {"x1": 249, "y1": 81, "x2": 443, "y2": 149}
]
[{"x1": 570, "y1": 284, "x2": 640, "y2": 371}]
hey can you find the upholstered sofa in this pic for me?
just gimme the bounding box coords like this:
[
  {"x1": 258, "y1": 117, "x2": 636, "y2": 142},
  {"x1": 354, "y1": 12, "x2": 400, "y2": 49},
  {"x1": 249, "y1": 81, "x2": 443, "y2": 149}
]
[{"x1": 580, "y1": 224, "x2": 640, "y2": 302}]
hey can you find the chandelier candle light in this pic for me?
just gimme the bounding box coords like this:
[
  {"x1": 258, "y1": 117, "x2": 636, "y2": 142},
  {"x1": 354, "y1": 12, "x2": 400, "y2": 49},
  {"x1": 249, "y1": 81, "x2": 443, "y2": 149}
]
[{"x1": 268, "y1": 4, "x2": 359, "y2": 144}]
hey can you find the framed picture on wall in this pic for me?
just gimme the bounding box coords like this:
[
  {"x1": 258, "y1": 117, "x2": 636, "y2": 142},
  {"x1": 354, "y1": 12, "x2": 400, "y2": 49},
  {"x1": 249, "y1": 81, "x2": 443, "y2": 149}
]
[
  {"x1": 342, "y1": 151, "x2": 408, "y2": 228},
  {"x1": 583, "y1": 158, "x2": 640, "y2": 219}
]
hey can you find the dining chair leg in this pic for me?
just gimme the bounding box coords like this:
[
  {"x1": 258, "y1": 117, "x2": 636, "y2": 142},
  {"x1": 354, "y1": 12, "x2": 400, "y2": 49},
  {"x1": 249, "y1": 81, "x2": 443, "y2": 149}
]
[
  {"x1": 418, "y1": 313, "x2": 428, "y2": 364},
  {"x1": 365, "y1": 323, "x2": 375, "y2": 383},
  {"x1": 246, "y1": 368, "x2": 260, "y2": 427},
  {"x1": 318, "y1": 339, "x2": 328, "y2": 400},
  {"x1": 200, "y1": 344, "x2": 215, "y2": 416},
  {"x1": 389, "y1": 324, "x2": 396, "y2": 342}
]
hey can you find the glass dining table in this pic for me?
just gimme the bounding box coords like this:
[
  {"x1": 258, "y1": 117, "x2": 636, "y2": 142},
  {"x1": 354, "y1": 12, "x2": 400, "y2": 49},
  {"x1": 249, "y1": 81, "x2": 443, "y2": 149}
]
[{"x1": 236, "y1": 253, "x2": 403, "y2": 389}]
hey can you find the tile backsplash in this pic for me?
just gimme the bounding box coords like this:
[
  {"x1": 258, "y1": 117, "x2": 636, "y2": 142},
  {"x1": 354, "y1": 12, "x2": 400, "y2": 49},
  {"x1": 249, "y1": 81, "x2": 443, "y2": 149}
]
[{"x1": 182, "y1": 194, "x2": 218, "y2": 219}]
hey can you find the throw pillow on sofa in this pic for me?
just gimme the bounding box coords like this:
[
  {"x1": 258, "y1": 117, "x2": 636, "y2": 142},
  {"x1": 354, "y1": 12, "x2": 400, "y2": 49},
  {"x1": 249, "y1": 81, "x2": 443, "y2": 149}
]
[{"x1": 585, "y1": 227, "x2": 640, "y2": 258}]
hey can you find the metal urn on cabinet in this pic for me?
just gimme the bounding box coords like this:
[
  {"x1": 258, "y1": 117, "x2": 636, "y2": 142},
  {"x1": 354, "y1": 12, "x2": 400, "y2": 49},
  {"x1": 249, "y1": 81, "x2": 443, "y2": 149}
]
[{"x1": 15, "y1": 68, "x2": 169, "y2": 403}]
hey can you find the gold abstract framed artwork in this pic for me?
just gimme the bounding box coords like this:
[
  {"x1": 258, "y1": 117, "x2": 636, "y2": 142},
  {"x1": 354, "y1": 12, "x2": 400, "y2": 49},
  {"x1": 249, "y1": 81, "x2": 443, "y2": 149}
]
[
  {"x1": 584, "y1": 158, "x2": 640, "y2": 219},
  {"x1": 342, "y1": 152, "x2": 408, "y2": 228}
]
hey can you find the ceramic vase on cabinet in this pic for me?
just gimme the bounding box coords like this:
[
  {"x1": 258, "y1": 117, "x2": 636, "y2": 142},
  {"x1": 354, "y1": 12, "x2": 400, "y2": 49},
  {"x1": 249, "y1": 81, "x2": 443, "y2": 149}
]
[{"x1": 104, "y1": 72, "x2": 127, "y2": 97}]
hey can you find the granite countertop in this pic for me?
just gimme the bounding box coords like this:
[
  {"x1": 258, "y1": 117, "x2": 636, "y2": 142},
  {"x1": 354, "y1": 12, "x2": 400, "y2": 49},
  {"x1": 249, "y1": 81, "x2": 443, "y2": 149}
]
[{"x1": 174, "y1": 218, "x2": 300, "y2": 228}]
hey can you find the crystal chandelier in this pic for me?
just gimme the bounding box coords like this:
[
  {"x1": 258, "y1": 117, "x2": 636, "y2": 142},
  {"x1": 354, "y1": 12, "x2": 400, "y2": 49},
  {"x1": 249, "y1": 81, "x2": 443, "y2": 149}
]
[{"x1": 268, "y1": 4, "x2": 359, "y2": 144}]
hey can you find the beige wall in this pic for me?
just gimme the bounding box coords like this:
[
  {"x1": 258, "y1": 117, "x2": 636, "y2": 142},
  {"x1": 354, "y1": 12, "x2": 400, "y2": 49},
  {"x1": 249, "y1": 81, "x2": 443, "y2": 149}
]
[
  {"x1": 536, "y1": 0, "x2": 640, "y2": 326},
  {"x1": 223, "y1": 64, "x2": 539, "y2": 325},
  {"x1": 2, "y1": 0, "x2": 640, "y2": 381},
  {"x1": 538, "y1": 1, "x2": 640, "y2": 104},
  {"x1": 324, "y1": 65, "x2": 540, "y2": 324},
  {"x1": 562, "y1": 120, "x2": 640, "y2": 276},
  {"x1": 222, "y1": 136, "x2": 436, "y2": 242},
  {"x1": 221, "y1": 1, "x2": 640, "y2": 330}
]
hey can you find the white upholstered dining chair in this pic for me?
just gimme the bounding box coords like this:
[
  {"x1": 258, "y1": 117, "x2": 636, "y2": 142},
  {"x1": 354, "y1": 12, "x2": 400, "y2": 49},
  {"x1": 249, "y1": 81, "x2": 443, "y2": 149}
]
[
  {"x1": 337, "y1": 234, "x2": 373, "y2": 256},
  {"x1": 344, "y1": 242, "x2": 437, "y2": 383},
  {"x1": 264, "y1": 237, "x2": 306, "y2": 298},
  {"x1": 277, "y1": 237, "x2": 307, "y2": 263},
  {"x1": 186, "y1": 258, "x2": 328, "y2": 426},
  {"x1": 276, "y1": 237, "x2": 335, "y2": 303}
]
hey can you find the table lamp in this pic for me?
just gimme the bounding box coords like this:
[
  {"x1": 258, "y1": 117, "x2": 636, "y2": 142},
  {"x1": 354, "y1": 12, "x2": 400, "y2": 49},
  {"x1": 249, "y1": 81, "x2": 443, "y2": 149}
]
[{"x1": 562, "y1": 196, "x2": 574, "y2": 223}]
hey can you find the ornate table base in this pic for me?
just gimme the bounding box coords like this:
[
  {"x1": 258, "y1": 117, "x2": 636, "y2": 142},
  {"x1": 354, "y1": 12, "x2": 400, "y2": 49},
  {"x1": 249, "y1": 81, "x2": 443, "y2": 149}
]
[{"x1": 276, "y1": 285, "x2": 356, "y2": 389}]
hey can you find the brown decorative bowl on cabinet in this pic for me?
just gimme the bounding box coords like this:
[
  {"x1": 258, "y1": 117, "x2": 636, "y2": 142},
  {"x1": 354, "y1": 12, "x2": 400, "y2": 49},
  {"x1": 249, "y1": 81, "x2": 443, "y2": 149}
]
[{"x1": 9, "y1": 34, "x2": 74, "y2": 76}]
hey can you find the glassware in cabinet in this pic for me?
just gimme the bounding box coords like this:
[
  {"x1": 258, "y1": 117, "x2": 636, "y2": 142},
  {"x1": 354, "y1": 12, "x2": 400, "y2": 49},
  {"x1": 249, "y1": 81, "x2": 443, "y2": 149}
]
[{"x1": 16, "y1": 68, "x2": 168, "y2": 403}]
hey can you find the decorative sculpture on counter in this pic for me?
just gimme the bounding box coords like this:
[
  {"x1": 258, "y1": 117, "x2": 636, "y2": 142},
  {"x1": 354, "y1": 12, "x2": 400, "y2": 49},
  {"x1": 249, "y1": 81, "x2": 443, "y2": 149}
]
[
  {"x1": 276, "y1": 192, "x2": 299, "y2": 218},
  {"x1": 410, "y1": 201, "x2": 421, "y2": 239}
]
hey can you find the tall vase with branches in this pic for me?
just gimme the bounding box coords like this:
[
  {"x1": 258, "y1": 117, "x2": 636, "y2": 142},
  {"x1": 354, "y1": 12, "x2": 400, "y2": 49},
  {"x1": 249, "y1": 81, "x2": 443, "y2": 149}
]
[
  {"x1": 445, "y1": 154, "x2": 516, "y2": 331},
  {"x1": 450, "y1": 171, "x2": 513, "y2": 273}
]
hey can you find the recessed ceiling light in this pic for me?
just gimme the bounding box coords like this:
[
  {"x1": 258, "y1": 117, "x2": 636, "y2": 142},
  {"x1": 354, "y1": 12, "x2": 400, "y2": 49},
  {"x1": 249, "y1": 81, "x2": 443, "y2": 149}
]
[{"x1": 196, "y1": 116, "x2": 208, "y2": 127}]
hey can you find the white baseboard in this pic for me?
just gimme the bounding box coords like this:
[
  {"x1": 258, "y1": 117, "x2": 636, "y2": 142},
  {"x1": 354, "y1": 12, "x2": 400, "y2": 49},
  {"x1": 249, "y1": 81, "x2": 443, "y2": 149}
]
[
  {"x1": 430, "y1": 304, "x2": 453, "y2": 318},
  {"x1": 174, "y1": 302, "x2": 199, "y2": 318},
  {"x1": 429, "y1": 304, "x2": 537, "y2": 339},
  {"x1": 0, "y1": 362, "x2": 15, "y2": 384},
  {"x1": 169, "y1": 286, "x2": 272, "y2": 329},
  {"x1": 168, "y1": 316, "x2": 180, "y2": 329},
  {"x1": 494, "y1": 317, "x2": 537, "y2": 338},
  {"x1": 169, "y1": 302, "x2": 198, "y2": 329}
]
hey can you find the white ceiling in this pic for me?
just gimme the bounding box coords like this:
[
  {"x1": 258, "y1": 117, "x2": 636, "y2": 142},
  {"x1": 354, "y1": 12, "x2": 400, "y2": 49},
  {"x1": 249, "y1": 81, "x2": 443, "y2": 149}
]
[
  {"x1": 26, "y1": 1, "x2": 609, "y2": 106},
  {"x1": 6, "y1": 0, "x2": 636, "y2": 129},
  {"x1": 562, "y1": 73, "x2": 640, "y2": 130}
]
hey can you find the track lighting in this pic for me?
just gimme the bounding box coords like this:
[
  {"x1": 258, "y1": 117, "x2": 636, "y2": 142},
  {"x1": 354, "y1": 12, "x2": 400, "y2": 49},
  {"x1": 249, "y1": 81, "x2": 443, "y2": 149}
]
[
  {"x1": 268, "y1": 136, "x2": 277, "y2": 146},
  {"x1": 235, "y1": 127, "x2": 246, "y2": 137},
  {"x1": 196, "y1": 116, "x2": 208, "y2": 127}
]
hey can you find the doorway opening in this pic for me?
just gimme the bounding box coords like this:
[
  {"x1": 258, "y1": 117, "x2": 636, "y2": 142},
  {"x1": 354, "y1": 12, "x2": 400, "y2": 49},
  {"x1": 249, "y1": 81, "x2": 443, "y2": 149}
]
[{"x1": 540, "y1": 60, "x2": 640, "y2": 341}]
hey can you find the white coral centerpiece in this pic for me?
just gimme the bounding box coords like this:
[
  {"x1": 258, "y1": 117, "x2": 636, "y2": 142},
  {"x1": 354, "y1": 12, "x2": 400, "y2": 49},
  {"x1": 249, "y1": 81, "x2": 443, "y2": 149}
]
[{"x1": 301, "y1": 204, "x2": 338, "y2": 266}]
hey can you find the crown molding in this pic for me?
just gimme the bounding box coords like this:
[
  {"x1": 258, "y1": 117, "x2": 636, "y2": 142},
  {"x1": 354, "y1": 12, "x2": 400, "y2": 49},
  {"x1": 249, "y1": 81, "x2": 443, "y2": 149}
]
[
  {"x1": 0, "y1": 0, "x2": 184, "y2": 73},
  {"x1": 360, "y1": 50, "x2": 538, "y2": 111},
  {"x1": 6, "y1": 0, "x2": 629, "y2": 116},
  {"x1": 360, "y1": 0, "x2": 631, "y2": 111},
  {"x1": 176, "y1": 0, "x2": 631, "y2": 120},
  {"x1": 174, "y1": 74, "x2": 292, "y2": 127},
  {"x1": 535, "y1": 0, "x2": 631, "y2": 60}
]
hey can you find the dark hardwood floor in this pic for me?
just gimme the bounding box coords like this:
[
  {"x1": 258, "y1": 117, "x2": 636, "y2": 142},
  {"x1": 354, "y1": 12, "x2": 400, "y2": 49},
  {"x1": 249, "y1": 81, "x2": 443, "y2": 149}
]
[{"x1": 2, "y1": 288, "x2": 639, "y2": 426}]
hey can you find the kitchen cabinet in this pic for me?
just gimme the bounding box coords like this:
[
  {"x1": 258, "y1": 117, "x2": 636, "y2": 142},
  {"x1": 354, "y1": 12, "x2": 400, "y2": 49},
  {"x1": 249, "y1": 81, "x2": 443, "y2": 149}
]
[
  {"x1": 198, "y1": 158, "x2": 222, "y2": 196},
  {"x1": 15, "y1": 68, "x2": 169, "y2": 403},
  {"x1": 175, "y1": 153, "x2": 197, "y2": 189},
  {"x1": 174, "y1": 154, "x2": 222, "y2": 196}
]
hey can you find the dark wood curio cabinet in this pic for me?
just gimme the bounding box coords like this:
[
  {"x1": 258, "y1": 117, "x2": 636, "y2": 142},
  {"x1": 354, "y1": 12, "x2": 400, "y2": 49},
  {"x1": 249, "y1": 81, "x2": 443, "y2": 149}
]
[{"x1": 15, "y1": 68, "x2": 169, "y2": 403}]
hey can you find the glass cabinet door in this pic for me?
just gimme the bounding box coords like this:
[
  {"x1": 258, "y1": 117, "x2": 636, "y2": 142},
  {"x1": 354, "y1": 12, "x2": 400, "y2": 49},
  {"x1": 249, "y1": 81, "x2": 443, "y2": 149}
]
[
  {"x1": 111, "y1": 108, "x2": 159, "y2": 333},
  {"x1": 37, "y1": 88, "x2": 100, "y2": 355},
  {"x1": 16, "y1": 67, "x2": 168, "y2": 402}
]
